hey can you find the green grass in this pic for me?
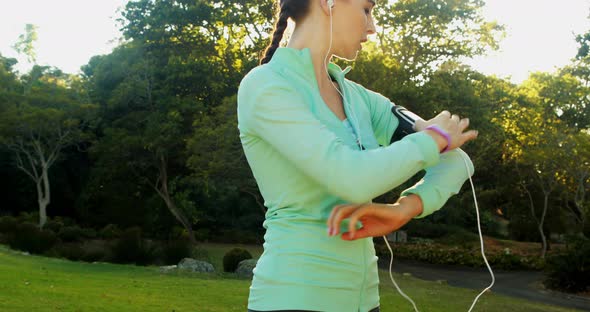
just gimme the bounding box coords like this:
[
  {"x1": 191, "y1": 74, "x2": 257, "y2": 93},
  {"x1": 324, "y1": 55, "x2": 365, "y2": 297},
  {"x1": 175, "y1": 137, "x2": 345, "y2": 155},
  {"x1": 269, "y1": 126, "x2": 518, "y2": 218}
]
[{"x1": 0, "y1": 243, "x2": 583, "y2": 312}]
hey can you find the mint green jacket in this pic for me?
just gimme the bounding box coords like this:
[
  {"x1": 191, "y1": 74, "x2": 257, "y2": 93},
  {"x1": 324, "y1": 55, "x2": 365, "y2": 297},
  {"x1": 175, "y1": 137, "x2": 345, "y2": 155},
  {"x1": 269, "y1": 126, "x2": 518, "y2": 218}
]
[{"x1": 237, "y1": 47, "x2": 474, "y2": 312}]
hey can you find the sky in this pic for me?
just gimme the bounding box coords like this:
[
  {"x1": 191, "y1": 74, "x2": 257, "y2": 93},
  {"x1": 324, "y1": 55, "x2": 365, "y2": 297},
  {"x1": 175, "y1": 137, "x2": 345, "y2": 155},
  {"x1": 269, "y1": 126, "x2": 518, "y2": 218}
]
[{"x1": 1, "y1": 0, "x2": 589, "y2": 84}]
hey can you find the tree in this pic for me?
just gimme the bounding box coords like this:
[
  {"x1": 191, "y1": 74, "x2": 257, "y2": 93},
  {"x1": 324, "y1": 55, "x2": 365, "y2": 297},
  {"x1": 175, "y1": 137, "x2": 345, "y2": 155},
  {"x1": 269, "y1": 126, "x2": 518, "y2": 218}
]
[
  {"x1": 497, "y1": 74, "x2": 581, "y2": 257},
  {"x1": 372, "y1": 0, "x2": 505, "y2": 82},
  {"x1": 0, "y1": 67, "x2": 95, "y2": 228},
  {"x1": 84, "y1": 42, "x2": 201, "y2": 243},
  {"x1": 12, "y1": 24, "x2": 38, "y2": 65},
  {"x1": 187, "y1": 95, "x2": 262, "y2": 215},
  {"x1": 561, "y1": 131, "x2": 590, "y2": 235}
]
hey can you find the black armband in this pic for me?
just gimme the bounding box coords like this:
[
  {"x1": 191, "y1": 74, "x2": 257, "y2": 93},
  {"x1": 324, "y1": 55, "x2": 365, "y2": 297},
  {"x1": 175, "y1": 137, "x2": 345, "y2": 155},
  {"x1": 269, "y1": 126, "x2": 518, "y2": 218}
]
[{"x1": 390, "y1": 105, "x2": 424, "y2": 143}]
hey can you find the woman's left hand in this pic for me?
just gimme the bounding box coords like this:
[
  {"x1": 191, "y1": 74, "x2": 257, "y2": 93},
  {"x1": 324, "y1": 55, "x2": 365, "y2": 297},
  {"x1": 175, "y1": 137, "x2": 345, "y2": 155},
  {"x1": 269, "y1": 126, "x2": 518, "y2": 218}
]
[{"x1": 326, "y1": 196, "x2": 423, "y2": 240}]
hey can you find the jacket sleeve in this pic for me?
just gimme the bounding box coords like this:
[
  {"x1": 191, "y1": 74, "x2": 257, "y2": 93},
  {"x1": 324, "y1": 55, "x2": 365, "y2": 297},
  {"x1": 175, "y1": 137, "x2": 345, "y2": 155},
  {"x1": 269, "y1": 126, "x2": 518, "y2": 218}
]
[
  {"x1": 237, "y1": 69, "x2": 441, "y2": 204},
  {"x1": 360, "y1": 85, "x2": 475, "y2": 218},
  {"x1": 401, "y1": 148, "x2": 474, "y2": 219},
  {"x1": 360, "y1": 87, "x2": 398, "y2": 147}
]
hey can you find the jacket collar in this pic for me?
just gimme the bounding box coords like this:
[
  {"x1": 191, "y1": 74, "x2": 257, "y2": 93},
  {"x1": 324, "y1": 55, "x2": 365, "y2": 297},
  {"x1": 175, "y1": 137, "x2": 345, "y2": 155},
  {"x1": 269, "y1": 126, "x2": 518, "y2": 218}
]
[{"x1": 269, "y1": 47, "x2": 352, "y2": 84}]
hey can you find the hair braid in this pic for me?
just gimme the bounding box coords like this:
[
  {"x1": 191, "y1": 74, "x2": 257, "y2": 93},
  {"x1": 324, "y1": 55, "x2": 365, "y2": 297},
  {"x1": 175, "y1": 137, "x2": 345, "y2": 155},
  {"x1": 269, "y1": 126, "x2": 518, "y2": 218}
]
[{"x1": 260, "y1": 5, "x2": 290, "y2": 65}]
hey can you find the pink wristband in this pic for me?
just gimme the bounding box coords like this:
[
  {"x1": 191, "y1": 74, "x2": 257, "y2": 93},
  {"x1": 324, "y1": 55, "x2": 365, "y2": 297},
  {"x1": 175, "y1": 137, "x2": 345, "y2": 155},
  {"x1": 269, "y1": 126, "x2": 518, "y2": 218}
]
[{"x1": 425, "y1": 125, "x2": 451, "y2": 153}]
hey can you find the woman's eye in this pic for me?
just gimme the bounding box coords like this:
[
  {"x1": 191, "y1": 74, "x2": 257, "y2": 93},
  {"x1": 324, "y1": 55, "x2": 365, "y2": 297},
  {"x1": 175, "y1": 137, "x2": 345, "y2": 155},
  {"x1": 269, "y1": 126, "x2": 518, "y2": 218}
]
[{"x1": 364, "y1": 8, "x2": 370, "y2": 14}]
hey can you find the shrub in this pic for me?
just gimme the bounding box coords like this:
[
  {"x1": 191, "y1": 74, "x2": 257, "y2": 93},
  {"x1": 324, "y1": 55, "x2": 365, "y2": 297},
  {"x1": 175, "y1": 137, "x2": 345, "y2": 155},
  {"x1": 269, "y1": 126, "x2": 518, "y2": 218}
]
[
  {"x1": 110, "y1": 227, "x2": 157, "y2": 265},
  {"x1": 169, "y1": 226, "x2": 187, "y2": 240},
  {"x1": 488, "y1": 253, "x2": 527, "y2": 270},
  {"x1": 99, "y1": 224, "x2": 121, "y2": 240},
  {"x1": 404, "y1": 221, "x2": 455, "y2": 239},
  {"x1": 191, "y1": 246, "x2": 212, "y2": 264},
  {"x1": 223, "y1": 248, "x2": 252, "y2": 272},
  {"x1": 374, "y1": 242, "x2": 544, "y2": 271},
  {"x1": 55, "y1": 243, "x2": 85, "y2": 261},
  {"x1": 7, "y1": 223, "x2": 57, "y2": 254},
  {"x1": 438, "y1": 228, "x2": 479, "y2": 245},
  {"x1": 53, "y1": 216, "x2": 76, "y2": 227},
  {"x1": 162, "y1": 239, "x2": 192, "y2": 265},
  {"x1": 79, "y1": 240, "x2": 110, "y2": 263},
  {"x1": 44, "y1": 219, "x2": 64, "y2": 233},
  {"x1": 81, "y1": 228, "x2": 97, "y2": 239},
  {"x1": 82, "y1": 249, "x2": 107, "y2": 263},
  {"x1": 195, "y1": 228, "x2": 210, "y2": 242},
  {"x1": 0, "y1": 216, "x2": 18, "y2": 234},
  {"x1": 543, "y1": 237, "x2": 590, "y2": 293},
  {"x1": 17, "y1": 211, "x2": 39, "y2": 224},
  {"x1": 58, "y1": 225, "x2": 86, "y2": 242}
]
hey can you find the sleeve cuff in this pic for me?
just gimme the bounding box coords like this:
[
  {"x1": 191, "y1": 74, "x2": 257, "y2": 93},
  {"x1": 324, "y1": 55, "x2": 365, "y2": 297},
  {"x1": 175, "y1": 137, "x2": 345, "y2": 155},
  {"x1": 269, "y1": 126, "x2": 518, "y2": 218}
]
[{"x1": 401, "y1": 184, "x2": 440, "y2": 219}]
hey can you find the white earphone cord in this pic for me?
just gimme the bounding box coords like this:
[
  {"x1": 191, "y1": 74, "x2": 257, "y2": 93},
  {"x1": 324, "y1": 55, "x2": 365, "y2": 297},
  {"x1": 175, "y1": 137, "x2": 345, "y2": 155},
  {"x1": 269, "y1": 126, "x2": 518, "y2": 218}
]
[
  {"x1": 325, "y1": 5, "x2": 493, "y2": 310},
  {"x1": 325, "y1": 1, "x2": 363, "y2": 149},
  {"x1": 381, "y1": 152, "x2": 495, "y2": 312}
]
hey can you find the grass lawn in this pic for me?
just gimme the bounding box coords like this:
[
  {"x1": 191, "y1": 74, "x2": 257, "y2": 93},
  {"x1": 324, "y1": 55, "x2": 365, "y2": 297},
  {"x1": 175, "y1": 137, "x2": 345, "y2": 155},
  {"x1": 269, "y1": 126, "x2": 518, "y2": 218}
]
[{"x1": 0, "y1": 243, "x2": 582, "y2": 312}]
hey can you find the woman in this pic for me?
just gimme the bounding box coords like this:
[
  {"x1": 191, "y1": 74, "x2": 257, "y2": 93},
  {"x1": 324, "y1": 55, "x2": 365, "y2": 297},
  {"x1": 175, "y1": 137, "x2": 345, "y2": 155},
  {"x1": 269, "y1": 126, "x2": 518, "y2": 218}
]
[{"x1": 237, "y1": 0, "x2": 478, "y2": 311}]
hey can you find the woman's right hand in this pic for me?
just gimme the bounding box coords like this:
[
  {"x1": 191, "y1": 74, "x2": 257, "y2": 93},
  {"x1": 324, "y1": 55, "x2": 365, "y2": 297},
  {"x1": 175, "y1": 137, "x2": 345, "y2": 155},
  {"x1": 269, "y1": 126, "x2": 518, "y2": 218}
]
[{"x1": 414, "y1": 110, "x2": 478, "y2": 152}]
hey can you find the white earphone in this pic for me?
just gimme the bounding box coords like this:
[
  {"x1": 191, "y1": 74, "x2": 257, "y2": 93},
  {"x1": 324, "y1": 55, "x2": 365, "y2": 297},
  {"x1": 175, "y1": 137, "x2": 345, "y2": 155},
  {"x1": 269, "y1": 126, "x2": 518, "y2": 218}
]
[{"x1": 324, "y1": 0, "x2": 365, "y2": 149}]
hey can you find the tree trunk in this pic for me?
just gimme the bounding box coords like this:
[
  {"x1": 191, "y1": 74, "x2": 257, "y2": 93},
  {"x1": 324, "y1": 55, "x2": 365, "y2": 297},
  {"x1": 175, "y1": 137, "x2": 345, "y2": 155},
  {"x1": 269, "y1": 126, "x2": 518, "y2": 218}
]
[
  {"x1": 37, "y1": 164, "x2": 50, "y2": 229},
  {"x1": 162, "y1": 195, "x2": 197, "y2": 246},
  {"x1": 156, "y1": 155, "x2": 197, "y2": 245},
  {"x1": 523, "y1": 182, "x2": 548, "y2": 258}
]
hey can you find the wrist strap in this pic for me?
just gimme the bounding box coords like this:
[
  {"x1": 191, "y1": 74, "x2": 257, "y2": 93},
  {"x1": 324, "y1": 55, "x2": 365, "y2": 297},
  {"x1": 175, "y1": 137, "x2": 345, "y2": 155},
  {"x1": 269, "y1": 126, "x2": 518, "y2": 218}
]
[{"x1": 425, "y1": 125, "x2": 451, "y2": 153}]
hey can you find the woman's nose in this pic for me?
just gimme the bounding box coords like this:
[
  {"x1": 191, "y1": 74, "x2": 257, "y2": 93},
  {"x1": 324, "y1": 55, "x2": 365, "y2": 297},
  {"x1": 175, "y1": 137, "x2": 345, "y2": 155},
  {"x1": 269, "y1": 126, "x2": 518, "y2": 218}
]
[{"x1": 366, "y1": 16, "x2": 376, "y2": 35}]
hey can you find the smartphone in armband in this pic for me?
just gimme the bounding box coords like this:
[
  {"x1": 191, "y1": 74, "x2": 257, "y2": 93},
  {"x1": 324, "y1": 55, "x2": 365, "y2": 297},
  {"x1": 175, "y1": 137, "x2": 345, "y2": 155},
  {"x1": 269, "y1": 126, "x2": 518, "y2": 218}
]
[{"x1": 390, "y1": 105, "x2": 424, "y2": 143}]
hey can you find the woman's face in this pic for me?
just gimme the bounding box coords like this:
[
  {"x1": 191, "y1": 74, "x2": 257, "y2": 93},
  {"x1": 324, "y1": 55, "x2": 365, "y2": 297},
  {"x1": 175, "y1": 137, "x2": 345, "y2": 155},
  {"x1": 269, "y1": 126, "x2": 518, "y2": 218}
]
[{"x1": 332, "y1": 0, "x2": 376, "y2": 60}]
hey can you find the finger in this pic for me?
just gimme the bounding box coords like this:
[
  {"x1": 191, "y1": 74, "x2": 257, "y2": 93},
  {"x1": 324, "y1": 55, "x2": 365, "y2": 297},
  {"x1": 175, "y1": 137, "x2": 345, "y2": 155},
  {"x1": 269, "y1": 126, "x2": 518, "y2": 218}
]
[
  {"x1": 342, "y1": 226, "x2": 372, "y2": 240},
  {"x1": 461, "y1": 130, "x2": 479, "y2": 143},
  {"x1": 451, "y1": 114, "x2": 460, "y2": 123},
  {"x1": 347, "y1": 204, "x2": 373, "y2": 239},
  {"x1": 327, "y1": 204, "x2": 345, "y2": 228},
  {"x1": 439, "y1": 110, "x2": 451, "y2": 118},
  {"x1": 331, "y1": 205, "x2": 359, "y2": 236},
  {"x1": 459, "y1": 118, "x2": 470, "y2": 131}
]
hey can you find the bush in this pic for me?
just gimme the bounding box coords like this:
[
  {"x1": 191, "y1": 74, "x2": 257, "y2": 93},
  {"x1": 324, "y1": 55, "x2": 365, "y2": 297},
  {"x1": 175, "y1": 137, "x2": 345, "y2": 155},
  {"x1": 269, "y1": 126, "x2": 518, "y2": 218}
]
[
  {"x1": 7, "y1": 223, "x2": 57, "y2": 254},
  {"x1": 17, "y1": 211, "x2": 39, "y2": 224},
  {"x1": 82, "y1": 228, "x2": 98, "y2": 239},
  {"x1": 110, "y1": 227, "x2": 157, "y2": 265},
  {"x1": 374, "y1": 242, "x2": 544, "y2": 271},
  {"x1": 55, "y1": 243, "x2": 85, "y2": 261},
  {"x1": 81, "y1": 248, "x2": 107, "y2": 263},
  {"x1": 0, "y1": 216, "x2": 18, "y2": 234},
  {"x1": 44, "y1": 219, "x2": 64, "y2": 233},
  {"x1": 99, "y1": 224, "x2": 121, "y2": 240},
  {"x1": 223, "y1": 248, "x2": 252, "y2": 272},
  {"x1": 488, "y1": 253, "x2": 527, "y2": 270},
  {"x1": 191, "y1": 246, "x2": 212, "y2": 264},
  {"x1": 438, "y1": 228, "x2": 479, "y2": 246},
  {"x1": 508, "y1": 216, "x2": 541, "y2": 242},
  {"x1": 543, "y1": 237, "x2": 590, "y2": 293},
  {"x1": 53, "y1": 216, "x2": 76, "y2": 227},
  {"x1": 161, "y1": 239, "x2": 192, "y2": 265},
  {"x1": 195, "y1": 228, "x2": 210, "y2": 242},
  {"x1": 58, "y1": 225, "x2": 86, "y2": 242},
  {"x1": 404, "y1": 221, "x2": 462, "y2": 239},
  {"x1": 80, "y1": 240, "x2": 110, "y2": 263}
]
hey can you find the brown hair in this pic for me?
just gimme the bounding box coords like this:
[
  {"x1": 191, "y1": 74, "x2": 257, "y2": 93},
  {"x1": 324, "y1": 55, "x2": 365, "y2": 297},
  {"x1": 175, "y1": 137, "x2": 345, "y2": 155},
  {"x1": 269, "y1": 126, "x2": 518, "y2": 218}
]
[{"x1": 259, "y1": 0, "x2": 311, "y2": 65}]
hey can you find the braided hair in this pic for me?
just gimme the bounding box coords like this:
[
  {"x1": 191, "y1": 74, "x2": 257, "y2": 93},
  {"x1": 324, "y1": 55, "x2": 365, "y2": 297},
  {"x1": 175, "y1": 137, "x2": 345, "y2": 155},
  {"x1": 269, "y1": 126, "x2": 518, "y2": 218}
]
[{"x1": 260, "y1": 0, "x2": 311, "y2": 65}]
